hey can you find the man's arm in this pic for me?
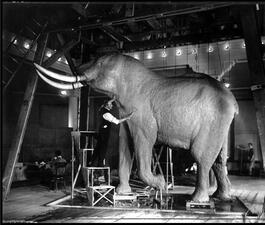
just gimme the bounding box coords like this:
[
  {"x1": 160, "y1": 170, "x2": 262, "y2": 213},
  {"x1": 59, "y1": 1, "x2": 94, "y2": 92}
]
[{"x1": 103, "y1": 111, "x2": 134, "y2": 125}]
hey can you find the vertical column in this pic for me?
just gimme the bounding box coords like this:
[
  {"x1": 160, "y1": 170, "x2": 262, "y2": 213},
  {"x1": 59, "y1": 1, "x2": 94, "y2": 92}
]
[
  {"x1": 2, "y1": 33, "x2": 49, "y2": 200},
  {"x1": 240, "y1": 5, "x2": 265, "y2": 175}
]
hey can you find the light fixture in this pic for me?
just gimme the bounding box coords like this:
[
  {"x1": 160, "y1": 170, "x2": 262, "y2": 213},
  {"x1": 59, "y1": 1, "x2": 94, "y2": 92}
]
[
  {"x1": 222, "y1": 79, "x2": 230, "y2": 88},
  {"x1": 60, "y1": 90, "x2": 68, "y2": 96},
  {"x1": 46, "y1": 51, "x2": 52, "y2": 57},
  {"x1": 23, "y1": 41, "x2": 30, "y2": 49},
  {"x1": 224, "y1": 42, "x2": 230, "y2": 51},
  {"x1": 242, "y1": 42, "x2": 246, "y2": 48},
  {"x1": 146, "y1": 52, "x2": 153, "y2": 59},
  {"x1": 133, "y1": 53, "x2": 140, "y2": 60},
  {"x1": 161, "y1": 49, "x2": 167, "y2": 58},
  {"x1": 208, "y1": 45, "x2": 214, "y2": 53},
  {"x1": 58, "y1": 57, "x2": 63, "y2": 62},
  {"x1": 13, "y1": 39, "x2": 18, "y2": 45},
  {"x1": 224, "y1": 82, "x2": 230, "y2": 88},
  {"x1": 176, "y1": 49, "x2": 182, "y2": 56},
  {"x1": 191, "y1": 48, "x2": 197, "y2": 55}
]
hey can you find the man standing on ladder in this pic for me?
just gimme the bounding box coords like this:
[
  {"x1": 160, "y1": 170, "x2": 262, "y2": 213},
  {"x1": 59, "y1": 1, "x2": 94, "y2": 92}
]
[{"x1": 90, "y1": 99, "x2": 134, "y2": 181}]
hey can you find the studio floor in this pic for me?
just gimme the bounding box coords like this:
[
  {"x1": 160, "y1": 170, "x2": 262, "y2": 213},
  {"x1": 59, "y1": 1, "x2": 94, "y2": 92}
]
[{"x1": 2, "y1": 175, "x2": 265, "y2": 223}]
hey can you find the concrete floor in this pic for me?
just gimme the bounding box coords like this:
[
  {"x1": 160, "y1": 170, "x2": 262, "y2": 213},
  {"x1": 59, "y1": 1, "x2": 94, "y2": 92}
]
[{"x1": 2, "y1": 175, "x2": 265, "y2": 223}]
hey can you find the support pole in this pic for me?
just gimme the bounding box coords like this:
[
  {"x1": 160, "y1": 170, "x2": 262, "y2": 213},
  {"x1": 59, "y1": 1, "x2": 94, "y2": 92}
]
[
  {"x1": 240, "y1": 6, "x2": 265, "y2": 175},
  {"x1": 2, "y1": 32, "x2": 49, "y2": 200}
]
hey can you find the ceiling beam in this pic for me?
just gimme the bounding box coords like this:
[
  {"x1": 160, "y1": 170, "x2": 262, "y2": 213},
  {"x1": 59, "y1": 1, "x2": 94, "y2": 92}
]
[
  {"x1": 146, "y1": 18, "x2": 162, "y2": 29},
  {"x1": 111, "y1": 4, "x2": 123, "y2": 14},
  {"x1": 101, "y1": 26, "x2": 132, "y2": 42},
  {"x1": 71, "y1": 3, "x2": 88, "y2": 18},
  {"x1": 48, "y1": 3, "x2": 233, "y2": 33},
  {"x1": 43, "y1": 39, "x2": 80, "y2": 67},
  {"x1": 122, "y1": 29, "x2": 242, "y2": 51},
  {"x1": 56, "y1": 33, "x2": 79, "y2": 76}
]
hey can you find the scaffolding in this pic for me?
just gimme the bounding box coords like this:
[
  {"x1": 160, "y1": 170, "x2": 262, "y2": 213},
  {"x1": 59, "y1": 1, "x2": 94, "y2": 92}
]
[{"x1": 71, "y1": 131, "x2": 115, "y2": 206}]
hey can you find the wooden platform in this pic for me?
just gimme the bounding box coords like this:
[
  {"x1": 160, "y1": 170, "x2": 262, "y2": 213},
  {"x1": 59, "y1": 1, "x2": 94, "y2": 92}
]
[{"x1": 2, "y1": 175, "x2": 265, "y2": 223}]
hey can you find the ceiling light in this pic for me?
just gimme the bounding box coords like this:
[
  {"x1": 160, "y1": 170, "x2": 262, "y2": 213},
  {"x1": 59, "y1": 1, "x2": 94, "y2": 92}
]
[
  {"x1": 161, "y1": 50, "x2": 167, "y2": 58},
  {"x1": 242, "y1": 42, "x2": 246, "y2": 48},
  {"x1": 191, "y1": 48, "x2": 197, "y2": 55},
  {"x1": 46, "y1": 51, "x2": 52, "y2": 57},
  {"x1": 176, "y1": 49, "x2": 182, "y2": 56},
  {"x1": 224, "y1": 82, "x2": 230, "y2": 88},
  {"x1": 60, "y1": 90, "x2": 68, "y2": 96},
  {"x1": 208, "y1": 46, "x2": 214, "y2": 53},
  {"x1": 224, "y1": 42, "x2": 230, "y2": 51},
  {"x1": 24, "y1": 41, "x2": 30, "y2": 49},
  {"x1": 13, "y1": 39, "x2": 18, "y2": 45},
  {"x1": 146, "y1": 52, "x2": 153, "y2": 59},
  {"x1": 58, "y1": 57, "x2": 63, "y2": 62},
  {"x1": 133, "y1": 53, "x2": 140, "y2": 60}
]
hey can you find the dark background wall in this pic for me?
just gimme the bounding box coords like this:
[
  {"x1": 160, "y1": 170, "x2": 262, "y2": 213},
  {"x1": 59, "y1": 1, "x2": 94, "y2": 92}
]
[{"x1": 3, "y1": 90, "x2": 71, "y2": 169}]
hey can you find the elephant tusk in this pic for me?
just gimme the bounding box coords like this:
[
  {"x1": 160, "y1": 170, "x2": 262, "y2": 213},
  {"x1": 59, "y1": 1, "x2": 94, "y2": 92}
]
[
  {"x1": 36, "y1": 70, "x2": 84, "y2": 90},
  {"x1": 34, "y1": 63, "x2": 86, "y2": 83}
]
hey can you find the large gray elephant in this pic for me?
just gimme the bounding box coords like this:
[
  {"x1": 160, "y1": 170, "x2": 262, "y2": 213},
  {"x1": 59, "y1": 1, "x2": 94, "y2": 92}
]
[{"x1": 34, "y1": 53, "x2": 238, "y2": 202}]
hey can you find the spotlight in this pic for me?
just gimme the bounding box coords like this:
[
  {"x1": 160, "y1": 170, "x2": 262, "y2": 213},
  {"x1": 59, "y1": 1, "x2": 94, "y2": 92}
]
[{"x1": 176, "y1": 49, "x2": 182, "y2": 56}]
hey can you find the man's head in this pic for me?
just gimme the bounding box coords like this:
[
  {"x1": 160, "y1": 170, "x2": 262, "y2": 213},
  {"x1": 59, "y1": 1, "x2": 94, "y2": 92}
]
[
  {"x1": 105, "y1": 101, "x2": 113, "y2": 110},
  {"x1": 104, "y1": 99, "x2": 115, "y2": 110},
  {"x1": 248, "y1": 143, "x2": 253, "y2": 148}
]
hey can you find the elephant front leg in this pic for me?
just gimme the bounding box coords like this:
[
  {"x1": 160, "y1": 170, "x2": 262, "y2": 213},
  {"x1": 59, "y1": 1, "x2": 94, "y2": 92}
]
[
  {"x1": 116, "y1": 123, "x2": 133, "y2": 194},
  {"x1": 134, "y1": 131, "x2": 166, "y2": 191}
]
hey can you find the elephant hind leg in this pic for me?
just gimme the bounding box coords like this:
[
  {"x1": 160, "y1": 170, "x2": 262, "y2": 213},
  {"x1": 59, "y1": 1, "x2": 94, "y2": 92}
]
[
  {"x1": 190, "y1": 129, "x2": 226, "y2": 202},
  {"x1": 212, "y1": 136, "x2": 232, "y2": 201}
]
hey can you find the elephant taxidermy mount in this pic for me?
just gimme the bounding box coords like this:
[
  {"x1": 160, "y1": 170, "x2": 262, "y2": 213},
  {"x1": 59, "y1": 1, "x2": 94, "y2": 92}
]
[{"x1": 34, "y1": 53, "x2": 238, "y2": 202}]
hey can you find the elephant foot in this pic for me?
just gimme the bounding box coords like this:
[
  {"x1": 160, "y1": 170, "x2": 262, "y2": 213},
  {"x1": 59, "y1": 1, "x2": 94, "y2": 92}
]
[
  {"x1": 147, "y1": 174, "x2": 166, "y2": 190},
  {"x1": 154, "y1": 174, "x2": 166, "y2": 190},
  {"x1": 116, "y1": 184, "x2": 132, "y2": 194},
  {"x1": 191, "y1": 189, "x2": 209, "y2": 202},
  {"x1": 212, "y1": 189, "x2": 232, "y2": 202}
]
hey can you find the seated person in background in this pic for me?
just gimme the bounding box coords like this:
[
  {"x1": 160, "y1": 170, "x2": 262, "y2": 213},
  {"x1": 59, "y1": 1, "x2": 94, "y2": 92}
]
[
  {"x1": 50, "y1": 150, "x2": 67, "y2": 176},
  {"x1": 236, "y1": 142, "x2": 255, "y2": 176}
]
